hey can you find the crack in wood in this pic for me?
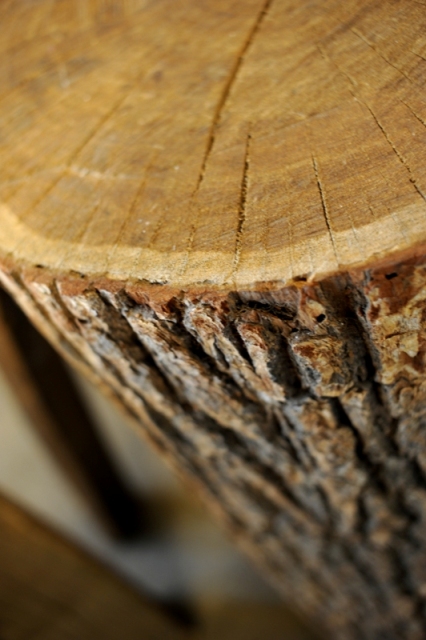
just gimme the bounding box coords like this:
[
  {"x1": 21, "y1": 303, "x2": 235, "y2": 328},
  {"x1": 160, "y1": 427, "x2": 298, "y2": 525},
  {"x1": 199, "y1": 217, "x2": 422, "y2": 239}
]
[
  {"x1": 362, "y1": 100, "x2": 426, "y2": 204},
  {"x1": 401, "y1": 98, "x2": 426, "y2": 130},
  {"x1": 350, "y1": 27, "x2": 414, "y2": 84},
  {"x1": 312, "y1": 156, "x2": 339, "y2": 263},
  {"x1": 408, "y1": 48, "x2": 426, "y2": 63},
  {"x1": 194, "y1": 0, "x2": 273, "y2": 193},
  {"x1": 317, "y1": 41, "x2": 426, "y2": 210},
  {"x1": 232, "y1": 131, "x2": 251, "y2": 279}
]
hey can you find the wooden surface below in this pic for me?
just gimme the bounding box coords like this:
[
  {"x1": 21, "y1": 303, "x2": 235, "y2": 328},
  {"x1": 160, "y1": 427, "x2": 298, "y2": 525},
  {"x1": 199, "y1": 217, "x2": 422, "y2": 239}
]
[
  {"x1": 0, "y1": 492, "x2": 187, "y2": 640},
  {"x1": 0, "y1": 492, "x2": 317, "y2": 640}
]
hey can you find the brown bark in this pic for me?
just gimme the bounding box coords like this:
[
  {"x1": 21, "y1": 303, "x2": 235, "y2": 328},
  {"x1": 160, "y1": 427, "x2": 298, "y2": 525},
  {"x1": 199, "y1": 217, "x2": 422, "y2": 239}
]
[{"x1": 1, "y1": 253, "x2": 426, "y2": 638}]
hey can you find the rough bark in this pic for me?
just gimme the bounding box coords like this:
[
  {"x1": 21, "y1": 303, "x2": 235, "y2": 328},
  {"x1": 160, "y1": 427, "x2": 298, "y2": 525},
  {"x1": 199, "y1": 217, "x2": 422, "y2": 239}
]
[
  {"x1": 2, "y1": 0, "x2": 426, "y2": 637},
  {"x1": 1, "y1": 252, "x2": 426, "y2": 639}
]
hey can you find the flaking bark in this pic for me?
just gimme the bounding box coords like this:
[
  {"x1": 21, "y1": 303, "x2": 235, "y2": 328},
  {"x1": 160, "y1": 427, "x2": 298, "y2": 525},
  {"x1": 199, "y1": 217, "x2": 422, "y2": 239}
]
[{"x1": 2, "y1": 254, "x2": 426, "y2": 638}]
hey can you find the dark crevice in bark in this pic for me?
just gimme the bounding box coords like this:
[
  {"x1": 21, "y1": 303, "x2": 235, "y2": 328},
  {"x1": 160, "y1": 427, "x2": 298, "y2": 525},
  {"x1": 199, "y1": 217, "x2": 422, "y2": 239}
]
[
  {"x1": 232, "y1": 292, "x2": 298, "y2": 322},
  {"x1": 331, "y1": 397, "x2": 387, "y2": 492},
  {"x1": 196, "y1": 411, "x2": 329, "y2": 525},
  {"x1": 387, "y1": 547, "x2": 426, "y2": 635},
  {"x1": 408, "y1": 457, "x2": 426, "y2": 492},
  {"x1": 224, "y1": 321, "x2": 256, "y2": 368},
  {"x1": 212, "y1": 338, "x2": 230, "y2": 370},
  {"x1": 269, "y1": 410, "x2": 306, "y2": 467},
  {"x1": 257, "y1": 321, "x2": 303, "y2": 397},
  {"x1": 141, "y1": 402, "x2": 193, "y2": 454},
  {"x1": 229, "y1": 293, "x2": 304, "y2": 397},
  {"x1": 95, "y1": 289, "x2": 188, "y2": 407},
  {"x1": 265, "y1": 333, "x2": 303, "y2": 397},
  {"x1": 346, "y1": 275, "x2": 385, "y2": 384},
  {"x1": 280, "y1": 405, "x2": 321, "y2": 470},
  {"x1": 341, "y1": 543, "x2": 389, "y2": 610},
  {"x1": 157, "y1": 295, "x2": 261, "y2": 404},
  {"x1": 389, "y1": 546, "x2": 419, "y2": 597}
]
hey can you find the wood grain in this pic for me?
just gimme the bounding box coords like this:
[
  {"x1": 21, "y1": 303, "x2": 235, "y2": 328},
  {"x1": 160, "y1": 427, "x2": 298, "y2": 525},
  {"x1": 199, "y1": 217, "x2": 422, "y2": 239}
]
[
  {"x1": 2, "y1": 1, "x2": 426, "y2": 638},
  {"x1": 1, "y1": 0, "x2": 426, "y2": 286}
]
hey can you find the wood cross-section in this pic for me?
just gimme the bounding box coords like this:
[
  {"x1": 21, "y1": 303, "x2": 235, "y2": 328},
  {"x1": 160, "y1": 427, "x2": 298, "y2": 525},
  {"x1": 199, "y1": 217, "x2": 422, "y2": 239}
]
[{"x1": 1, "y1": 0, "x2": 426, "y2": 286}]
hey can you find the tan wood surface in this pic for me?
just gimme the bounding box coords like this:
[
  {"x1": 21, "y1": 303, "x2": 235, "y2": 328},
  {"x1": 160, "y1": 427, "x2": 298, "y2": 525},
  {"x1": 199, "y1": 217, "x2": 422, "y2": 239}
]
[
  {"x1": 0, "y1": 0, "x2": 426, "y2": 287},
  {"x1": 2, "y1": 1, "x2": 426, "y2": 639}
]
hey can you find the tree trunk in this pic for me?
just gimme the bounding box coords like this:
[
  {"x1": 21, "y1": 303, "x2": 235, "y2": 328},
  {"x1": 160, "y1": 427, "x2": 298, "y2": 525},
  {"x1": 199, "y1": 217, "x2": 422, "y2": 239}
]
[{"x1": 2, "y1": 0, "x2": 426, "y2": 637}]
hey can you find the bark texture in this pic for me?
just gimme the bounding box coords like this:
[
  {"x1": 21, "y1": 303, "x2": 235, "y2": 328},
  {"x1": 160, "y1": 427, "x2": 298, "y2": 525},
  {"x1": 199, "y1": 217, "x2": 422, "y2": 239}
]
[{"x1": 2, "y1": 253, "x2": 426, "y2": 639}]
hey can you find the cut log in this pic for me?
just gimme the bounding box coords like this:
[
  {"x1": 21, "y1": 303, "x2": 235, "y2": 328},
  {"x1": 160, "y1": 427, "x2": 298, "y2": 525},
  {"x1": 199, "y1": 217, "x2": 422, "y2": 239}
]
[{"x1": 1, "y1": 0, "x2": 426, "y2": 637}]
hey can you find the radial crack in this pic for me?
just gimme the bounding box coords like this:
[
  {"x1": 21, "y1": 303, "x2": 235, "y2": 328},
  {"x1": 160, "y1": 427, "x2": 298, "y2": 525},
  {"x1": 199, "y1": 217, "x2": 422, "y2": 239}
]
[
  {"x1": 194, "y1": 0, "x2": 273, "y2": 192},
  {"x1": 401, "y1": 98, "x2": 426, "y2": 130},
  {"x1": 350, "y1": 27, "x2": 413, "y2": 84},
  {"x1": 233, "y1": 132, "x2": 251, "y2": 278},
  {"x1": 312, "y1": 156, "x2": 339, "y2": 262},
  {"x1": 363, "y1": 101, "x2": 426, "y2": 203},
  {"x1": 317, "y1": 42, "x2": 426, "y2": 206}
]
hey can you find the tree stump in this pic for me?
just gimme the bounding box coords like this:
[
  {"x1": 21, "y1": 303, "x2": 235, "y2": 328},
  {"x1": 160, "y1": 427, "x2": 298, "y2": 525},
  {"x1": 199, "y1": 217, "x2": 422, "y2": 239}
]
[{"x1": 2, "y1": 0, "x2": 426, "y2": 637}]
